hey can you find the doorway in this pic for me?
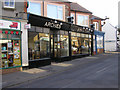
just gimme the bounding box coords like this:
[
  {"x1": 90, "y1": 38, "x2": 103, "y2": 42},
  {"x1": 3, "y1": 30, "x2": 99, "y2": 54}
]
[{"x1": 50, "y1": 30, "x2": 61, "y2": 59}]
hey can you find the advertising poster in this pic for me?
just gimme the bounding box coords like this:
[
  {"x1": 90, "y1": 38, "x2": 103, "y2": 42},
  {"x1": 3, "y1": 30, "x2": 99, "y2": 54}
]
[{"x1": 13, "y1": 41, "x2": 21, "y2": 66}]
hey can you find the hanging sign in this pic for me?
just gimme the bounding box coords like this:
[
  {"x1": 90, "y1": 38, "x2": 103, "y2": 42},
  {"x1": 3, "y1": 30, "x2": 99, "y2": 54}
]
[
  {"x1": 24, "y1": 24, "x2": 31, "y2": 29},
  {"x1": 0, "y1": 19, "x2": 21, "y2": 30}
]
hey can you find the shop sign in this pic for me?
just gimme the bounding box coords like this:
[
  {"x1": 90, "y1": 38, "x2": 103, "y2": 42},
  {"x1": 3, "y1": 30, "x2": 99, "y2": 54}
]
[
  {"x1": 77, "y1": 28, "x2": 83, "y2": 32},
  {"x1": 0, "y1": 19, "x2": 21, "y2": 30},
  {"x1": 44, "y1": 22, "x2": 62, "y2": 29},
  {"x1": 24, "y1": 24, "x2": 31, "y2": 29}
]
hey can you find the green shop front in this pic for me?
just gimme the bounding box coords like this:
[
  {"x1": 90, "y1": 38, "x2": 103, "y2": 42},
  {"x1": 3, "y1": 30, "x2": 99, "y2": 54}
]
[{"x1": 0, "y1": 19, "x2": 22, "y2": 74}]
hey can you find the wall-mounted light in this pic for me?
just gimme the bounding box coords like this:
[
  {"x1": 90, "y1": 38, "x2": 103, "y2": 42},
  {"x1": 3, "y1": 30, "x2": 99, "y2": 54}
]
[
  {"x1": 60, "y1": 23, "x2": 63, "y2": 25},
  {"x1": 55, "y1": 20, "x2": 57, "y2": 23},
  {"x1": 83, "y1": 27, "x2": 85, "y2": 29}
]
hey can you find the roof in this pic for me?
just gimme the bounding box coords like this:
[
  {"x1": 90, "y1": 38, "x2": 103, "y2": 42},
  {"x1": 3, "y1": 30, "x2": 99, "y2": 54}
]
[
  {"x1": 70, "y1": 2, "x2": 92, "y2": 14},
  {"x1": 35, "y1": 0, "x2": 71, "y2": 3},
  {"x1": 91, "y1": 15, "x2": 105, "y2": 20}
]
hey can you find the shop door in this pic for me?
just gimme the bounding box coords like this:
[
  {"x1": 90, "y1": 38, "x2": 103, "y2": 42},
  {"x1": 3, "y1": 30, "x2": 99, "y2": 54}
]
[{"x1": 50, "y1": 30, "x2": 61, "y2": 59}]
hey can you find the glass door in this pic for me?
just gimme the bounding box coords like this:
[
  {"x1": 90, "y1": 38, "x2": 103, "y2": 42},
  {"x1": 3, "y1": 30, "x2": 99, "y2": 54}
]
[{"x1": 50, "y1": 30, "x2": 61, "y2": 58}]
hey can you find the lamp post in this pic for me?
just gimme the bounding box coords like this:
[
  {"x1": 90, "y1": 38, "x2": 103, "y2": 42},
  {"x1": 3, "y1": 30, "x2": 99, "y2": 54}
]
[{"x1": 90, "y1": 24, "x2": 95, "y2": 55}]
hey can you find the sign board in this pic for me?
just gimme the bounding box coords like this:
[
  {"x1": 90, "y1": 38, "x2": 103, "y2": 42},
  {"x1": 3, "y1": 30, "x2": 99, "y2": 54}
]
[
  {"x1": 24, "y1": 24, "x2": 31, "y2": 29},
  {"x1": 44, "y1": 22, "x2": 62, "y2": 29},
  {"x1": 0, "y1": 19, "x2": 21, "y2": 30}
]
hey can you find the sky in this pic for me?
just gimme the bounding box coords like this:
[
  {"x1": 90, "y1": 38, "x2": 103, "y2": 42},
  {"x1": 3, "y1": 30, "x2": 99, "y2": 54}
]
[{"x1": 69, "y1": 0, "x2": 119, "y2": 27}]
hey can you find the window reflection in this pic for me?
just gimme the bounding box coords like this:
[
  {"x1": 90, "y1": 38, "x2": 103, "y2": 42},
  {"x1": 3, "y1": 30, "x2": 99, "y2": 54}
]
[
  {"x1": 27, "y1": 2, "x2": 41, "y2": 16},
  {"x1": 77, "y1": 15, "x2": 89, "y2": 27},
  {"x1": 71, "y1": 32, "x2": 89, "y2": 55},
  {"x1": 28, "y1": 31, "x2": 50, "y2": 60},
  {"x1": 53, "y1": 31, "x2": 69, "y2": 57},
  {"x1": 97, "y1": 35, "x2": 103, "y2": 49},
  {"x1": 60, "y1": 34, "x2": 69, "y2": 56},
  {"x1": 47, "y1": 4, "x2": 63, "y2": 20}
]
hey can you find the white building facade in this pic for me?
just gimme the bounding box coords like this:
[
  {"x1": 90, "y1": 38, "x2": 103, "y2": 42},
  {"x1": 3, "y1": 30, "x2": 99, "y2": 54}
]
[{"x1": 102, "y1": 19, "x2": 117, "y2": 51}]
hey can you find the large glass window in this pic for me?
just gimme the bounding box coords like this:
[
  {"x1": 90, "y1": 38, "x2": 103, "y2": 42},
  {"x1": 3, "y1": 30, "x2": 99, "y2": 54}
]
[
  {"x1": 60, "y1": 31, "x2": 69, "y2": 57},
  {"x1": 93, "y1": 35, "x2": 96, "y2": 53},
  {"x1": 71, "y1": 32, "x2": 89, "y2": 55},
  {"x1": 77, "y1": 15, "x2": 89, "y2": 27},
  {"x1": 71, "y1": 32, "x2": 81, "y2": 55},
  {"x1": 81, "y1": 34, "x2": 89, "y2": 54},
  {"x1": 28, "y1": 28, "x2": 50, "y2": 60},
  {"x1": 51, "y1": 30, "x2": 69, "y2": 57},
  {"x1": 89, "y1": 35, "x2": 91, "y2": 54},
  {"x1": 27, "y1": 2, "x2": 41, "y2": 16},
  {"x1": 47, "y1": 4, "x2": 63, "y2": 20},
  {"x1": 97, "y1": 35, "x2": 103, "y2": 49}
]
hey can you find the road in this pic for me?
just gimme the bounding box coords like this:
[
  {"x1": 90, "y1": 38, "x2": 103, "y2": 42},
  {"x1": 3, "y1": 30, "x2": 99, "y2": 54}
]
[{"x1": 10, "y1": 52, "x2": 118, "y2": 88}]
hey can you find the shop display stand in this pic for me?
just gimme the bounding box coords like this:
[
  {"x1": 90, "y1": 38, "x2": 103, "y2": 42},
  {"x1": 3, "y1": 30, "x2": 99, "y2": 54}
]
[
  {"x1": 13, "y1": 40, "x2": 21, "y2": 66},
  {"x1": 8, "y1": 41, "x2": 14, "y2": 67},
  {"x1": 2, "y1": 43, "x2": 8, "y2": 68}
]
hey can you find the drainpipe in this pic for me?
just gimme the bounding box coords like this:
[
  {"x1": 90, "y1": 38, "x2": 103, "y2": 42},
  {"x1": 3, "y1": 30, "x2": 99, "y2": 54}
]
[
  {"x1": 43, "y1": 0, "x2": 44, "y2": 16},
  {"x1": 75, "y1": 11, "x2": 76, "y2": 25}
]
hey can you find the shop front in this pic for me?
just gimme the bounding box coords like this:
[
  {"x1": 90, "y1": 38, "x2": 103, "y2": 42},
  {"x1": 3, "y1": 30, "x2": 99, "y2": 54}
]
[
  {"x1": 28, "y1": 14, "x2": 92, "y2": 68},
  {"x1": 93, "y1": 30, "x2": 105, "y2": 55},
  {"x1": 0, "y1": 19, "x2": 22, "y2": 74},
  {"x1": 70, "y1": 25, "x2": 92, "y2": 59}
]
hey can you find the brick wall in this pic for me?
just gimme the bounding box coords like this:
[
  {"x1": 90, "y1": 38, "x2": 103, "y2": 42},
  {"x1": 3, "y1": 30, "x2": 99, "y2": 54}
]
[
  {"x1": 91, "y1": 19, "x2": 102, "y2": 31},
  {"x1": 0, "y1": 67, "x2": 22, "y2": 74}
]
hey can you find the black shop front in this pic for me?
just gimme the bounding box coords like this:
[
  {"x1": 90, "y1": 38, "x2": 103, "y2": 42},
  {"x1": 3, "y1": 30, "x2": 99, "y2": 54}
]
[{"x1": 28, "y1": 14, "x2": 92, "y2": 68}]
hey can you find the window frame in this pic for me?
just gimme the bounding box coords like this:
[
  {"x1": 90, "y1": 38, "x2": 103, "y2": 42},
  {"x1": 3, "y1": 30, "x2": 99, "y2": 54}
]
[
  {"x1": 45, "y1": 2, "x2": 65, "y2": 21},
  {"x1": 27, "y1": 0, "x2": 42, "y2": 16},
  {"x1": 76, "y1": 13, "x2": 89, "y2": 27},
  {"x1": 3, "y1": 0, "x2": 15, "y2": 9}
]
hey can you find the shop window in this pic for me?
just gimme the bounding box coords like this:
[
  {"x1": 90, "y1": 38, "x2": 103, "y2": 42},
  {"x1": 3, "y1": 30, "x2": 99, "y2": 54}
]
[
  {"x1": 27, "y1": 2, "x2": 41, "y2": 16},
  {"x1": 71, "y1": 32, "x2": 81, "y2": 55},
  {"x1": 47, "y1": 4, "x2": 63, "y2": 20},
  {"x1": 89, "y1": 35, "x2": 92, "y2": 53},
  {"x1": 0, "y1": 39, "x2": 21, "y2": 68},
  {"x1": 71, "y1": 32, "x2": 89, "y2": 55},
  {"x1": 97, "y1": 35, "x2": 103, "y2": 49},
  {"x1": 4, "y1": 0, "x2": 15, "y2": 8},
  {"x1": 52, "y1": 30, "x2": 69, "y2": 57},
  {"x1": 28, "y1": 29, "x2": 50, "y2": 60},
  {"x1": 93, "y1": 35, "x2": 96, "y2": 53},
  {"x1": 1, "y1": 33, "x2": 7, "y2": 39},
  {"x1": 81, "y1": 34, "x2": 89, "y2": 54},
  {"x1": 77, "y1": 15, "x2": 89, "y2": 27},
  {"x1": 60, "y1": 34, "x2": 69, "y2": 57},
  {"x1": 8, "y1": 34, "x2": 20, "y2": 39}
]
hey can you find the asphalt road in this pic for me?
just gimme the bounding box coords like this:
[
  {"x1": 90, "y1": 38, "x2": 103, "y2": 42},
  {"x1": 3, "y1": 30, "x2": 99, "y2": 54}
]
[{"x1": 10, "y1": 52, "x2": 118, "y2": 88}]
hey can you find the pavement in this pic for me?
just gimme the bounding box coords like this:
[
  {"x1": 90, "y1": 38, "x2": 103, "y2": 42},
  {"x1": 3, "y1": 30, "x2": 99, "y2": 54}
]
[{"x1": 1, "y1": 51, "x2": 120, "y2": 88}]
